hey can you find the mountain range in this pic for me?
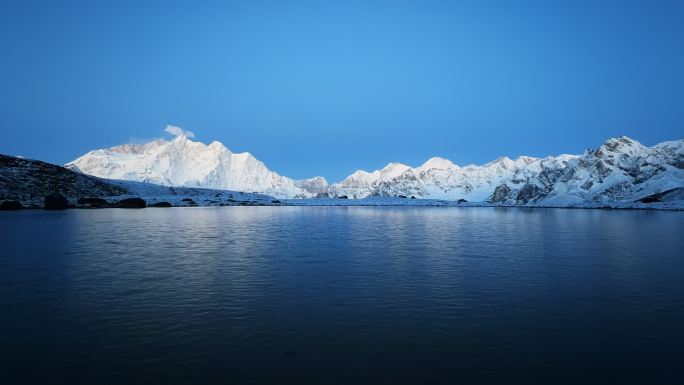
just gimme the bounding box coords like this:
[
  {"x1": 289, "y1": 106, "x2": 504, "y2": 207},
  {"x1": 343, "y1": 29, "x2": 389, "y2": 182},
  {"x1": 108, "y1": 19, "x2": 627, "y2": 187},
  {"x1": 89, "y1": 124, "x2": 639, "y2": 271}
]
[{"x1": 65, "y1": 135, "x2": 683, "y2": 206}]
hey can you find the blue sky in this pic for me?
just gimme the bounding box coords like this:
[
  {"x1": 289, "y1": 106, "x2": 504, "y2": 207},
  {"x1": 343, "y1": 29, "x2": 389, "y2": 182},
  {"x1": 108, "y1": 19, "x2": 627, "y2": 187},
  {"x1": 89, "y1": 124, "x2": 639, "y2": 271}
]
[{"x1": 1, "y1": 0, "x2": 682, "y2": 181}]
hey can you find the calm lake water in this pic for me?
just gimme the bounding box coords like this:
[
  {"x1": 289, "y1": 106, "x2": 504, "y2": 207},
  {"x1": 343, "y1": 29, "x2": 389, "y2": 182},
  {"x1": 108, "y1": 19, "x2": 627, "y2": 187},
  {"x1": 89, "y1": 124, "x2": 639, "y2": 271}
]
[{"x1": 1, "y1": 207, "x2": 683, "y2": 384}]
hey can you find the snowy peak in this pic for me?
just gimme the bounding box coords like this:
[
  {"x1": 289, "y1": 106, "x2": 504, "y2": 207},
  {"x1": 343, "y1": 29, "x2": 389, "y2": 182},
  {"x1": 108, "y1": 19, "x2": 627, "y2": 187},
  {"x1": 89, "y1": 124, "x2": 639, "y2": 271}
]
[
  {"x1": 295, "y1": 176, "x2": 329, "y2": 194},
  {"x1": 326, "y1": 136, "x2": 684, "y2": 204},
  {"x1": 66, "y1": 132, "x2": 683, "y2": 205},
  {"x1": 379, "y1": 162, "x2": 411, "y2": 179},
  {"x1": 596, "y1": 136, "x2": 648, "y2": 158},
  {"x1": 67, "y1": 136, "x2": 314, "y2": 198},
  {"x1": 420, "y1": 157, "x2": 456, "y2": 170}
]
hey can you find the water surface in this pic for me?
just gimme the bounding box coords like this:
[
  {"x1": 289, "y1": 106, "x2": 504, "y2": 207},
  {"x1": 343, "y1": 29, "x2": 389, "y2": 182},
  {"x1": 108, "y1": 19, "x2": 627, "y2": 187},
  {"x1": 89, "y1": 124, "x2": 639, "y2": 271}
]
[{"x1": 1, "y1": 207, "x2": 683, "y2": 384}]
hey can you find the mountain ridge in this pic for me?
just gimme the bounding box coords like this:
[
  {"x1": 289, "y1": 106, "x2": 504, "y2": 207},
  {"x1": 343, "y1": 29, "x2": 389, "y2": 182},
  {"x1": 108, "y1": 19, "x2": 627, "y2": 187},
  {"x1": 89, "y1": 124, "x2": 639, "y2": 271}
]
[
  {"x1": 65, "y1": 135, "x2": 683, "y2": 205},
  {"x1": 67, "y1": 135, "x2": 314, "y2": 198},
  {"x1": 325, "y1": 136, "x2": 683, "y2": 206}
]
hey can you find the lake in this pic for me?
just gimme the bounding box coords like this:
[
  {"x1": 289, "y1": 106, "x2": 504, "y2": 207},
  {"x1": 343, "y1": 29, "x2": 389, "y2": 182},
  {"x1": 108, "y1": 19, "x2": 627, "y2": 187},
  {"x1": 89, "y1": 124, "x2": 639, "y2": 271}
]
[{"x1": 1, "y1": 207, "x2": 683, "y2": 384}]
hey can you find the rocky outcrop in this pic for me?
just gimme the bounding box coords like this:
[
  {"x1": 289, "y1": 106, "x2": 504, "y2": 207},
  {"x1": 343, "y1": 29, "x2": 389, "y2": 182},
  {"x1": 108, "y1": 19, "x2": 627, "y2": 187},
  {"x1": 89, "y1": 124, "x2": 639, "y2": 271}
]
[
  {"x1": 515, "y1": 184, "x2": 543, "y2": 205},
  {"x1": 150, "y1": 201, "x2": 173, "y2": 207},
  {"x1": 180, "y1": 198, "x2": 197, "y2": 206},
  {"x1": 637, "y1": 187, "x2": 684, "y2": 203},
  {"x1": 44, "y1": 194, "x2": 68, "y2": 210},
  {"x1": 117, "y1": 198, "x2": 146, "y2": 208},
  {"x1": 0, "y1": 199, "x2": 23, "y2": 210},
  {"x1": 490, "y1": 184, "x2": 511, "y2": 204},
  {"x1": 0, "y1": 154, "x2": 127, "y2": 206},
  {"x1": 77, "y1": 197, "x2": 110, "y2": 208}
]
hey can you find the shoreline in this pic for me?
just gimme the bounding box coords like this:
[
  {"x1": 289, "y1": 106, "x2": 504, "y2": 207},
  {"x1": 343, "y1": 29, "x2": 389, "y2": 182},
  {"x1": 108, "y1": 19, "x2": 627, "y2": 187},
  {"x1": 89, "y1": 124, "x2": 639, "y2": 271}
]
[{"x1": 2, "y1": 197, "x2": 683, "y2": 212}]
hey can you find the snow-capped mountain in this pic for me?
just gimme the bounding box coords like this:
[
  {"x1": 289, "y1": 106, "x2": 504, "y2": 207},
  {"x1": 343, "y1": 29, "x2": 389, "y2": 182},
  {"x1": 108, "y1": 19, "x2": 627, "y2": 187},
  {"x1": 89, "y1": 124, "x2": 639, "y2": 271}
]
[
  {"x1": 327, "y1": 136, "x2": 684, "y2": 206},
  {"x1": 326, "y1": 154, "x2": 575, "y2": 201},
  {"x1": 67, "y1": 135, "x2": 314, "y2": 198},
  {"x1": 66, "y1": 134, "x2": 682, "y2": 206}
]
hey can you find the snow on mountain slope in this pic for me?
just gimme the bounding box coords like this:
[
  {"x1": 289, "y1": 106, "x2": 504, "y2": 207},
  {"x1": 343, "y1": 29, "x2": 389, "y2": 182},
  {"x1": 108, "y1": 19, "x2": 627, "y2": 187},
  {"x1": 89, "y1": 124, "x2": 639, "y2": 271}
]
[
  {"x1": 327, "y1": 136, "x2": 684, "y2": 206},
  {"x1": 327, "y1": 154, "x2": 569, "y2": 201},
  {"x1": 329, "y1": 162, "x2": 412, "y2": 198},
  {"x1": 66, "y1": 133, "x2": 682, "y2": 206},
  {"x1": 67, "y1": 135, "x2": 311, "y2": 198},
  {"x1": 295, "y1": 176, "x2": 329, "y2": 195}
]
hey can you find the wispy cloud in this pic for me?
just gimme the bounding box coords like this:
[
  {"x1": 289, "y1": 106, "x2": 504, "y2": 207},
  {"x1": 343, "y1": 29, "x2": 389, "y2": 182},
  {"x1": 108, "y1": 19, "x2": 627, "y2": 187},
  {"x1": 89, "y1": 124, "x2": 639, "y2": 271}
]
[{"x1": 164, "y1": 125, "x2": 195, "y2": 138}]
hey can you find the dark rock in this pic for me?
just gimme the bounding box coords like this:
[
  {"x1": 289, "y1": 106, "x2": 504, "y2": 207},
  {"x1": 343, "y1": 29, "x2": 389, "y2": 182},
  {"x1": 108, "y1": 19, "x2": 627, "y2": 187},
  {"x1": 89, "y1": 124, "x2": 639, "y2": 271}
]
[
  {"x1": 150, "y1": 201, "x2": 173, "y2": 207},
  {"x1": 180, "y1": 198, "x2": 197, "y2": 206},
  {"x1": 315, "y1": 192, "x2": 330, "y2": 199},
  {"x1": 397, "y1": 195, "x2": 407, "y2": 199},
  {"x1": 117, "y1": 198, "x2": 146, "y2": 208},
  {"x1": 515, "y1": 184, "x2": 542, "y2": 205},
  {"x1": 595, "y1": 160, "x2": 612, "y2": 179},
  {"x1": 0, "y1": 199, "x2": 23, "y2": 210},
  {"x1": 44, "y1": 194, "x2": 68, "y2": 210},
  {"x1": 489, "y1": 184, "x2": 511, "y2": 204},
  {"x1": 410, "y1": 196, "x2": 416, "y2": 199},
  {"x1": 674, "y1": 158, "x2": 684, "y2": 169},
  {"x1": 600, "y1": 182, "x2": 631, "y2": 200},
  {"x1": 0, "y1": 154, "x2": 128, "y2": 201},
  {"x1": 338, "y1": 195, "x2": 348, "y2": 199},
  {"x1": 271, "y1": 199, "x2": 281, "y2": 204},
  {"x1": 77, "y1": 197, "x2": 110, "y2": 208},
  {"x1": 637, "y1": 188, "x2": 683, "y2": 204},
  {"x1": 457, "y1": 199, "x2": 467, "y2": 204}
]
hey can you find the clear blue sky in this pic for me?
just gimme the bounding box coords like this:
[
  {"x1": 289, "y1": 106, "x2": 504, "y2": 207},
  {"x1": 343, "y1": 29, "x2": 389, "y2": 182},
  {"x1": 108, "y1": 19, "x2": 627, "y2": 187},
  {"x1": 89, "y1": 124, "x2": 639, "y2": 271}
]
[{"x1": 1, "y1": 0, "x2": 682, "y2": 181}]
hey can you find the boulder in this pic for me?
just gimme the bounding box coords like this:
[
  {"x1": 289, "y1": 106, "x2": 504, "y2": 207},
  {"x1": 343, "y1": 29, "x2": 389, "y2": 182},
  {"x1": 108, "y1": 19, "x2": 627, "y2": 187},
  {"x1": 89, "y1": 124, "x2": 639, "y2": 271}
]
[
  {"x1": 180, "y1": 198, "x2": 197, "y2": 206},
  {"x1": 457, "y1": 199, "x2": 468, "y2": 204},
  {"x1": 44, "y1": 194, "x2": 68, "y2": 210},
  {"x1": 0, "y1": 199, "x2": 23, "y2": 210},
  {"x1": 150, "y1": 201, "x2": 173, "y2": 207},
  {"x1": 77, "y1": 197, "x2": 110, "y2": 208},
  {"x1": 117, "y1": 198, "x2": 146, "y2": 208},
  {"x1": 338, "y1": 195, "x2": 348, "y2": 199}
]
